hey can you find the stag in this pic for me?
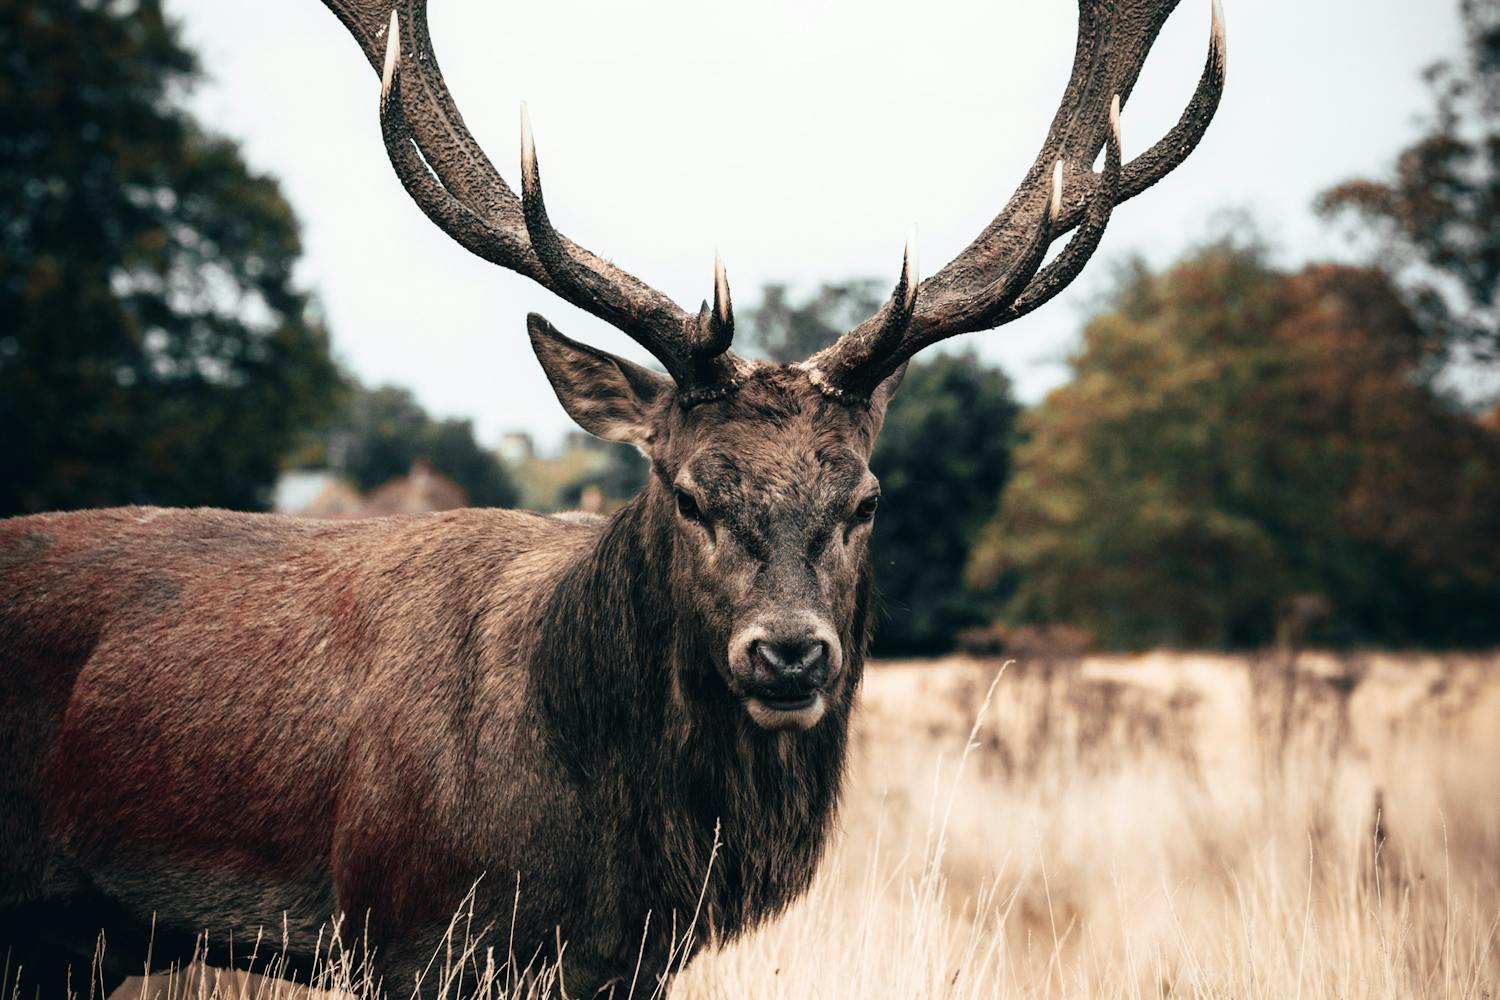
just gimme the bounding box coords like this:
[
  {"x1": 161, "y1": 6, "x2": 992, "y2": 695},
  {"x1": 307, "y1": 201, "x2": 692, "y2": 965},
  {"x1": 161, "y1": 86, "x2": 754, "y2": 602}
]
[{"x1": 0, "y1": 1, "x2": 1224, "y2": 995}]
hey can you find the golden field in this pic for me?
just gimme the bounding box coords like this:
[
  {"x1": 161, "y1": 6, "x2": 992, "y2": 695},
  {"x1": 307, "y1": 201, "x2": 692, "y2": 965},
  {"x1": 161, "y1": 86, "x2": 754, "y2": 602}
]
[
  {"x1": 675, "y1": 651, "x2": 1500, "y2": 999},
  {"x1": 111, "y1": 651, "x2": 1499, "y2": 1000}
]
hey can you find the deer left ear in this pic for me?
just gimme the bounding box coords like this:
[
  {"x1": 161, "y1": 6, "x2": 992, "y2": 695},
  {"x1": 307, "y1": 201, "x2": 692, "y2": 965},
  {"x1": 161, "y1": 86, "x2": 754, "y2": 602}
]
[
  {"x1": 866, "y1": 362, "x2": 907, "y2": 437},
  {"x1": 528, "y1": 313, "x2": 671, "y2": 448}
]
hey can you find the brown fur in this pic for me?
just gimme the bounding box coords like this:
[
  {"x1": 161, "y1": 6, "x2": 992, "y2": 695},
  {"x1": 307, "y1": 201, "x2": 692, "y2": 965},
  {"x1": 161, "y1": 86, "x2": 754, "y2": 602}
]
[{"x1": 0, "y1": 357, "x2": 898, "y2": 997}]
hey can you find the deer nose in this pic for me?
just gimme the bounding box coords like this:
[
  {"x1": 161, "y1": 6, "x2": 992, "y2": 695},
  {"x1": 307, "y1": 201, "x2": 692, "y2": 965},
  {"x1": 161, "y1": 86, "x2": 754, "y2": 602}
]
[{"x1": 748, "y1": 638, "x2": 829, "y2": 696}]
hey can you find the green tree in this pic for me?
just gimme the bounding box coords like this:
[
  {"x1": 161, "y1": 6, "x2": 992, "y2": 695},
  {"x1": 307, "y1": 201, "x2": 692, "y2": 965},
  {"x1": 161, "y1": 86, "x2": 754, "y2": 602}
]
[
  {"x1": 324, "y1": 384, "x2": 518, "y2": 509},
  {"x1": 742, "y1": 281, "x2": 1022, "y2": 653},
  {"x1": 0, "y1": 0, "x2": 340, "y2": 515},
  {"x1": 971, "y1": 240, "x2": 1500, "y2": 648},
  {"x1": 741, "y1": 280, "x2": 886, "y2": 363},
  {"x1": 1318, "y1": 0, "x2": 1500, "y2": 359},
  {"x1": 870, "y1": 353, "x2": 1021, "y2": 653}
]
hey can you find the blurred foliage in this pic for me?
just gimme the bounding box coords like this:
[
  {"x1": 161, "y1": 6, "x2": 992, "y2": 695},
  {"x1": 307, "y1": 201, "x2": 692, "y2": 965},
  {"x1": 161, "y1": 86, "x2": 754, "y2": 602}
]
[
  {"x1": 557, "y1": 434, "x2": 648, "y2": 510},
  {"x1": 743, "y1": 282, "x2": 1022, "y2": 654},
  {"x1": 1318, "y1": 0, "x2": 1500, "y2": 360},
  {"x1": 870, "y1": 353, "x2": 1021, "y2": 654},
  {"x1": 308, "y1": 384, "x2": 519, "y2": 509},
  {"x1": 0, "y1": 0, "x2": 340, "y2": 515},
  {"x1": 740, "y1": 280, "x2": 888, "y2": 364},
  {"x1": 972, "y1": 240, "x2": 1500, "y2": 649}
]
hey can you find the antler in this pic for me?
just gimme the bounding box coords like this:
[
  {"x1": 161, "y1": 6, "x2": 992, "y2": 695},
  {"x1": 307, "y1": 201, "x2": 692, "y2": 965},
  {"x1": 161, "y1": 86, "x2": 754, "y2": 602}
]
[
  {"x1": 322, "y1": 0, "x2": 740, "y2": 393},
  {"x1": 803, "y1": 0, "x2": 1228, "y2": 403}
]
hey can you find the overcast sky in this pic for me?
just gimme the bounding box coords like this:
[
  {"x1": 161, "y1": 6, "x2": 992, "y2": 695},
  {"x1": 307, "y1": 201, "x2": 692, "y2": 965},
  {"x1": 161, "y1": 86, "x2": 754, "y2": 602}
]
[{"x1": 168, "y1": 0, "x2": 1462, "y2": 450}]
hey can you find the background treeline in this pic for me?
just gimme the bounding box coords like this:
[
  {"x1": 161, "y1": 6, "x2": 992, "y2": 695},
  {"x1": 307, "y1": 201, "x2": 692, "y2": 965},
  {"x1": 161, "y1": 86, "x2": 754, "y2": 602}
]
[
  {"x1": 0, "y1": 0, "x2": 515, "y2": 517},
  {"x1": 973, "y1": 244, "x2": 1500, "y2": 649},
  {"x1": 3, "y1": 0, "x2": 1497, "y2": 652}
]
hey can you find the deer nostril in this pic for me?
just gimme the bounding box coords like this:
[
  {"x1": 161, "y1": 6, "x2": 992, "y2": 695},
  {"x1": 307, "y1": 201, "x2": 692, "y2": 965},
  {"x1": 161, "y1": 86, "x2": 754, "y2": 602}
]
[{"x1": 750, "y1": 639, "x2": 828, "y2": 681}]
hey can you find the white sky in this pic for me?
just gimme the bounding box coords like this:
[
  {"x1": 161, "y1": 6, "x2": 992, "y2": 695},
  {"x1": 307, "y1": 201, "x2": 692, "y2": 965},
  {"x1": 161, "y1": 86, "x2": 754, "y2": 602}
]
[{"x1": 169, "y1": 0, "x2": 1463, "y2": 450}]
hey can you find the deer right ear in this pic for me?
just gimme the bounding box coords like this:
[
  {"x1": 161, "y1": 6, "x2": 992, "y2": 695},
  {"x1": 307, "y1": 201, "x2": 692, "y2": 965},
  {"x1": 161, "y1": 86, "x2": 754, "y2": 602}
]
[
  {"x1": 865, "y1": 361, "x2": 907, "y2": 439},
  {"x1": 528, "y1": 313, "x2": 671, "y2": 448}
]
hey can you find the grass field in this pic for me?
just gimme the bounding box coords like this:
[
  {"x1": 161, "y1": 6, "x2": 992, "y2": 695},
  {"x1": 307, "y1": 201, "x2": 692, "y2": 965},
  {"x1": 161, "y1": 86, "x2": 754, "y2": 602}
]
[
  {"x1": 674, "y1": 651, "x2": 1500, "y2": 999},
  {"x1": 109, "y1": 651, "x2": 1500, "y2": 999}
]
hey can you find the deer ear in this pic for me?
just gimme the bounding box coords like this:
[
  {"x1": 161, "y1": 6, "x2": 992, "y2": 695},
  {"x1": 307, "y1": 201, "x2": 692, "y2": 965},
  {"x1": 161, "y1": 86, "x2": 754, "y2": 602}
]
[
  {"x1": 866, "y1": 362, "x2": 907, "y2": 437},
  {"x1": 528, "y1": 314, "x2": 671, "y2": 448}
]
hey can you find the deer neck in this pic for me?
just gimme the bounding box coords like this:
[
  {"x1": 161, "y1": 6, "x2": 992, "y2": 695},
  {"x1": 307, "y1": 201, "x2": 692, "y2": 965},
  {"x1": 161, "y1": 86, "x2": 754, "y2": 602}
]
[{"x1": 531, "y1": 491, "x2": 871, "y2": 937}]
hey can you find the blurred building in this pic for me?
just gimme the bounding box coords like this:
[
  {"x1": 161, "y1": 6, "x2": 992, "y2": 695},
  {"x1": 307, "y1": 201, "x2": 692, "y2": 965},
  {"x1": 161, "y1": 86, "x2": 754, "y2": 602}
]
[
  {"x1": 272, "y1": 470, "x2": 343, "y2": 514},
  {"x1": 360, "y1": 460, "x2": 468, "y2": 514},
  {"x1": 497, "y1": 432, "x2": 535, "y2": 466},
  {"x1": 504, "y1": 431, "x2": 644, "y2": 512},
  {"x1": 274, "y1": 461, "x2": 468, "y2": 518},
  {"x1": 298, "y1": 479, "x2": 365, "y2": 519}
]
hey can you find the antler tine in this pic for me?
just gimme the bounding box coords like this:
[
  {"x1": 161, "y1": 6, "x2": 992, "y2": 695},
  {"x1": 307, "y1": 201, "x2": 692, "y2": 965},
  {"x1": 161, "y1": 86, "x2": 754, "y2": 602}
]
[
  {"x1": 809, "y1": 0, "x2": 1226, "y2": 401},
  {"x1": 377, "y1": 14, "x2": 543, "y2": 279},
  {"x1": 717, "y1": 253, "x2": 735, "y2": 328},
  {"x1": 999, "y1": 93, "x2": 1124, "y2": 324},
  {"x1": 803, "y1": 229, "x2": 922, "y2": 402},
  {"x1": 691, "y1": 253, "x2": 736, "y2": 362},
  {"x1": 325, "y1": 0, "x2": 738, "y2": 392},
  {"x1": 1118, "y1": 0, "x2": 1226, "y2": 202},
  {"x1": 379, "y1": 9, "x2": 398, "y2": 105},
  {"x1": 801, "y1": 164, "x2": 1063, "y2": 401},
  {"x1": 518, "y1": 108, "x2": 736, "y2": 386}
]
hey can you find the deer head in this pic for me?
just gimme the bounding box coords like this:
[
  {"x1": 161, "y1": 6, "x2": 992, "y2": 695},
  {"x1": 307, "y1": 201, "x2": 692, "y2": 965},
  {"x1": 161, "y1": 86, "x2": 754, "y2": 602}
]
[{"x1": 321, "y1": 0, "x2": 1225, "y2": 730}]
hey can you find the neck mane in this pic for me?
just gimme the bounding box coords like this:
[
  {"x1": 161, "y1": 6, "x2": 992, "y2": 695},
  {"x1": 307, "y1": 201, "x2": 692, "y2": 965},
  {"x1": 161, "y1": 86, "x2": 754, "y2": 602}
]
[{"x1": 531, "y1": 487, "x2": 874, "y2": 943}]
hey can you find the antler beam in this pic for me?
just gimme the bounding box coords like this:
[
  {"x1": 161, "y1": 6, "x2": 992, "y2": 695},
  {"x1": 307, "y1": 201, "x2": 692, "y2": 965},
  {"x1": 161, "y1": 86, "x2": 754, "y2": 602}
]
[
  {"x1": 325, "y1": 0, "x2": 740, "y2": 392},
  {"x1": 322, "y1": 0, "x2": 1224, "y2": 407},
  {"x1": 804, "y1": 0, "x2": 1227, "y2": 402}
]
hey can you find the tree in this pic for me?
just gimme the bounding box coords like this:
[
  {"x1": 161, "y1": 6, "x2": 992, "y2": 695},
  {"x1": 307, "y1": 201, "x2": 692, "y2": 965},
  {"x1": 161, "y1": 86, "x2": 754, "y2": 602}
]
[
  {"x1": 0, "y1": 0, "x2": 340, "y2": 515},
  {"x1": 869, "y1": 353, "x2": 1021, "y2": 653},
  {"x1": 740, "y1": 281, "x2": 886, "y2": 363},
  {"x1": 742, "y1": 281, "x2": 1022, "y2": 653},
  {"x1": 1317, "y1": 0, "x2": 1500, "y2": 360},
  {"x1": 1275, "y1": 263, "x2": 1500, "y2": 639},
  {"x1": 321, "y1": 384, "x2": 519, "y2": 509},
  {"x1": 970, "y1": 240, "x2": 1500, "y2": 648}
]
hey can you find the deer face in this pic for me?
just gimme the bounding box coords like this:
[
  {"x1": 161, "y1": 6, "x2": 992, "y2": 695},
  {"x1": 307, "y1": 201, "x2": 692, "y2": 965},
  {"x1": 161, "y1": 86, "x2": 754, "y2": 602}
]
[{"x1": 531, "y1": 317, "x2": 901, "y2": 732}]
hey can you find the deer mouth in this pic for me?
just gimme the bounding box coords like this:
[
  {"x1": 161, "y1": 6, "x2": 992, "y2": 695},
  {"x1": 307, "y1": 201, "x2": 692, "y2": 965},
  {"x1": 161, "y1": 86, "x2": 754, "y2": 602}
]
[
  {"x1": 755, "y1": 692, "x2": 817, "y2": 712},
  {"x1": 744, "y1": 692, "x2": 827, "y2": 732}
]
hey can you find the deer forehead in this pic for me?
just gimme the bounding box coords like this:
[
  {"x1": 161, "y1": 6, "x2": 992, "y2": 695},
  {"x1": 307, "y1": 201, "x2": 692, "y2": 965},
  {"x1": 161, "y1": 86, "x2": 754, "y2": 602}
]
[
  {"x1": 684, "y1": 444, "x2": 868, "y2": 513},
  {"x1": 668, "y1": 366, "x2": 878, "y2": 447}
]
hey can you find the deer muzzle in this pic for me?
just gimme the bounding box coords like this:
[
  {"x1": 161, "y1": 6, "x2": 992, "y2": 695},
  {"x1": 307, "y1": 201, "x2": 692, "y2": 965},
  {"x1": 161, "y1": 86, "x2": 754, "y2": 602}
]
[{"x1": 731, "y1": 622, "x2": 843, "y2": 732}]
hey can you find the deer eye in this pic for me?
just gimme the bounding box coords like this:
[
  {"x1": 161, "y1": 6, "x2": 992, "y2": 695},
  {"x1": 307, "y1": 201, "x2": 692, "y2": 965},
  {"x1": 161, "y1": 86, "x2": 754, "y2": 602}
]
[
  {"x1": 675, "y1": 488, "x2": 703, "y2": 523},
  {"x1": 853, "y1": 495, "x2": 881, "y2": 522}
]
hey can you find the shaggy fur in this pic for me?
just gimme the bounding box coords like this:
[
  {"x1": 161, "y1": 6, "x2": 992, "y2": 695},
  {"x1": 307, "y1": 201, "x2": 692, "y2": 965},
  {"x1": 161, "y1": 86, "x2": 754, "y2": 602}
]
[{"x1": 0, "y1": 348, "x2": 899, "y2": 998}]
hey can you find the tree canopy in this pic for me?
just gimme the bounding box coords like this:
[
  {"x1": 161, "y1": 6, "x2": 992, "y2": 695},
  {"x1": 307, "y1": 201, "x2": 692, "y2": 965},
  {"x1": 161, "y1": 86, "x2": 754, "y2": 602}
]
[
  {"x1": 0, "y1": 0, "x2": 340, "y2": 515},
  {"x1": 1318, "y1": 0, "x2": 1500, "y2": 360},
  {"x1": 869, "y1": 353, "x2": 1020, "y2": 653},
  {"x1": 740, "y1": 280, "x2": 888, "y2": 365},
  {"x1": 971, "y1": 241, "x2": 1500, "y2": 648}
]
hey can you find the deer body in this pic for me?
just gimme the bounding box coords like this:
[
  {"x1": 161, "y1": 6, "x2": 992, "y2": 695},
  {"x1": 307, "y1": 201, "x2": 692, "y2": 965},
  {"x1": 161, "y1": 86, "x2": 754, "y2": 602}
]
[
  {"x1": 2, "y1": 0, "x2": 1224, "y2": 993},
  {"x1": 2, "y1": 487, "x2": 860, "y2": 993}
]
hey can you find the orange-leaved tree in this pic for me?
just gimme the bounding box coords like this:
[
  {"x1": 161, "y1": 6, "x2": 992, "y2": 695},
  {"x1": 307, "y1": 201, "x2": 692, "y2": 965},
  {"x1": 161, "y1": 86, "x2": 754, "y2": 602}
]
[{"x1": 970, "y1": 240, "x2": 1500, "y2": 648}]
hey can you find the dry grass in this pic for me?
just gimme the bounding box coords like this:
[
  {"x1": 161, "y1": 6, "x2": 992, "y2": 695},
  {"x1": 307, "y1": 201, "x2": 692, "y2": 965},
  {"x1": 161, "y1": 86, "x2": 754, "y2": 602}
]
[
  {"x1": 675, "y1": 651, "x2": 1500, "y2": 999},
  {"x1": 99, "y1": 651, "x2": 1500, "y2": 999}
]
